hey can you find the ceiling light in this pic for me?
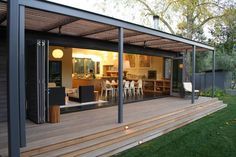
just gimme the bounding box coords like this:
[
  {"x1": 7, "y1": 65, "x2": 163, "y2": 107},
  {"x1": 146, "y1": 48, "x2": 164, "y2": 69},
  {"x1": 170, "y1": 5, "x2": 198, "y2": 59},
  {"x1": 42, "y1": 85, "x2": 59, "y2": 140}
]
[{"x1": 52, "y1": 49, "x2": 64, "y2": 59}]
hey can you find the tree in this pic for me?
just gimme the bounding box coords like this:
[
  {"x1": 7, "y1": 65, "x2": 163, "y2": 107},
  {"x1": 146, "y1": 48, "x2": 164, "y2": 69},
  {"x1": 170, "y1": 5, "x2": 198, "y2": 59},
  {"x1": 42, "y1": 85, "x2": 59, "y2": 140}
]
[
  {"x1": 174, "y1": 0, "x2": 227, "y2": 39},
  {"x1": 209, "y1": 7, "x2": 236, "y2": 88},
  {"x1": 118, "y1": 0, "x2": 227, "y2": 39}
]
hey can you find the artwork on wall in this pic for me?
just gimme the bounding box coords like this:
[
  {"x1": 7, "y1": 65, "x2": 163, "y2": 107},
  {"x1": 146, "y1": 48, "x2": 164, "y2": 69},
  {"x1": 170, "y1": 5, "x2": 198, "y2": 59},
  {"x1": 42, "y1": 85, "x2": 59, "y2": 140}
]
[
  {"x1": 124, "y1": 54, "x2": 136, "y2": 68},
  {"x1": 139, "y1": 55, "x2": 151, "y2": 67}
]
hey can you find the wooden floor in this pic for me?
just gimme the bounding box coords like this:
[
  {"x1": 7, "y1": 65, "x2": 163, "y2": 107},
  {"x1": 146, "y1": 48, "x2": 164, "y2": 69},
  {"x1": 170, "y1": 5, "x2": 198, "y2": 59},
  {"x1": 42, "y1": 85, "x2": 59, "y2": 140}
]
[{"x1": 0, "y1": 97, "x2": 226, "y2": 157}]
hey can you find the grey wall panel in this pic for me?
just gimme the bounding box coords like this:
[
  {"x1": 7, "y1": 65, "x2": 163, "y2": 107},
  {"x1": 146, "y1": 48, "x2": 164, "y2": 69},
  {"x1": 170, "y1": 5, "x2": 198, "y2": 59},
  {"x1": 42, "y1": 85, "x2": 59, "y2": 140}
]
[{"x1": 195, "y1": 71, "x2": 232, "y2": 91}]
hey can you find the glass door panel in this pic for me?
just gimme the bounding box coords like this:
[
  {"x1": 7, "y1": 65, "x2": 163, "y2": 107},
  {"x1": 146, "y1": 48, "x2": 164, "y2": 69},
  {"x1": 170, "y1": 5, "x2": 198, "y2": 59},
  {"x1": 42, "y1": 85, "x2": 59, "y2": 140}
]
[{"x1": 172, "y1": 58, "x2": 183, "y2": 95}]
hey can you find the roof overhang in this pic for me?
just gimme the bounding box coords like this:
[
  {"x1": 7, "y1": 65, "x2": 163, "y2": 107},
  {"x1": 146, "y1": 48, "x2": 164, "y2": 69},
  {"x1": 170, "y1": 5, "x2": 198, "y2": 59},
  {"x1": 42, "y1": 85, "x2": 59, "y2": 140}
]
[{"x1": 0, "y1": 0, "x2": 215, "y2": 53}]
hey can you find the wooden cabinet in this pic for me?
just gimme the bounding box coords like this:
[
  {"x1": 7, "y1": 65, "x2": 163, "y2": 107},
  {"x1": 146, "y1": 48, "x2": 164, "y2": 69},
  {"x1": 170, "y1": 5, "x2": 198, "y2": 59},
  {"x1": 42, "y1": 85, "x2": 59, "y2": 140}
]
[{"x1": 143, "y1": 79, "x2": 170, "y2": 95}]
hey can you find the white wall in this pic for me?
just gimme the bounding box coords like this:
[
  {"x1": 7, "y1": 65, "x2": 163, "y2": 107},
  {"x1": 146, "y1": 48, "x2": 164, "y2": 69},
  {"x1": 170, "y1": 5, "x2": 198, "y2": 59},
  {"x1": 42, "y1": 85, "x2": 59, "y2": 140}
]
[{"x1": 49, "y1": 46, "x2": 72, "y2": 88}]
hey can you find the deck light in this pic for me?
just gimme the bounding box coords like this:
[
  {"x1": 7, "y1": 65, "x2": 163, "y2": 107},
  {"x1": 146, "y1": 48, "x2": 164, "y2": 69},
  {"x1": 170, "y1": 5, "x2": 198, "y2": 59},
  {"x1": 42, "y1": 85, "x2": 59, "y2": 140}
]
[
  {"x1": 124, "y1": 126, "x2": 129, "y2": 130},
  {"x1": 52, "y1": 49, "x2": 64, "y2": 59},
  {"x1": 138, "y1": 140, "x2": 143, "y2": 144}
]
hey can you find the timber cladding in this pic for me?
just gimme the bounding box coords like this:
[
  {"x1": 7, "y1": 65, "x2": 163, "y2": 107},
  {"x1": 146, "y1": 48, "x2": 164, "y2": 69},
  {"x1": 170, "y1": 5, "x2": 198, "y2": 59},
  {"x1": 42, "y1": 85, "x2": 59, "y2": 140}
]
[{"x1": 0, "y1": 36, "x2": 7, "y2": 122}]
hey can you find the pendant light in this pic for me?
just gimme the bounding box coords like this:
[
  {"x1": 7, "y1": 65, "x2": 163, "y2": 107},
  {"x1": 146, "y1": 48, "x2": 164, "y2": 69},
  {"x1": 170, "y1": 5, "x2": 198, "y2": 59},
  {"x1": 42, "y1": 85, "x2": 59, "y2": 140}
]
[{"x1": 52, "y1": 49, "x2": 64, "y2": 59}]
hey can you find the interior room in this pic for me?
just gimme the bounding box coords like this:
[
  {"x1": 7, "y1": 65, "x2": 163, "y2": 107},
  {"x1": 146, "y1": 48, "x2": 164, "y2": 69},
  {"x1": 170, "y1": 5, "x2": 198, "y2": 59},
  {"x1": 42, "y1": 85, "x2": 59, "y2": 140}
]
[{"x1": 48, "y1": 46, "x2": 172, "y2": 113}]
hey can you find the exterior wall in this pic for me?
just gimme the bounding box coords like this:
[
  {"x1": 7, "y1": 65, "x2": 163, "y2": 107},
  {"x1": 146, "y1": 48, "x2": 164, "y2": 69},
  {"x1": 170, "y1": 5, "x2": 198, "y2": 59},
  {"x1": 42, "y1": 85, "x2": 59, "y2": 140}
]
[
  {"x1": 0, "y1": 34, "x2": 7, "y2": 122},
  {"x1": 49, "y1": 46, "x2": 73, "y2": 88}
]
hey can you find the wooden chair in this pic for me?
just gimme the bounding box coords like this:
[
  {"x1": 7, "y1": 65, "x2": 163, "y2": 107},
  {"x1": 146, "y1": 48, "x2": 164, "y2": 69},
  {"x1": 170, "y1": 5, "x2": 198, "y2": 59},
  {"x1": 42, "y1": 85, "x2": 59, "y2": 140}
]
[{"x1": 183, "y1": 82, "x2": 199, "y2": 99}]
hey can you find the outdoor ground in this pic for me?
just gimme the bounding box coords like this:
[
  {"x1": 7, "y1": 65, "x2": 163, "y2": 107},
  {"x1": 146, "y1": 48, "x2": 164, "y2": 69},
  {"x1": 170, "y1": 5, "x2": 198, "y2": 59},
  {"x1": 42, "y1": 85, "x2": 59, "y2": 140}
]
[{"x1": 114, "y1": 95, "x2": 236, "y2": 157}]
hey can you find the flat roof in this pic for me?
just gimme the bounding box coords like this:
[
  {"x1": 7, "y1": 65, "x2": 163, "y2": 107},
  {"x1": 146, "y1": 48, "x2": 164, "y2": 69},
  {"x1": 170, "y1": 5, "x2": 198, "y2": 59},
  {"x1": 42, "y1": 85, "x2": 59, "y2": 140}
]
[{"x1": 0, "y1": 0, "x2": 214, "y2": 53}]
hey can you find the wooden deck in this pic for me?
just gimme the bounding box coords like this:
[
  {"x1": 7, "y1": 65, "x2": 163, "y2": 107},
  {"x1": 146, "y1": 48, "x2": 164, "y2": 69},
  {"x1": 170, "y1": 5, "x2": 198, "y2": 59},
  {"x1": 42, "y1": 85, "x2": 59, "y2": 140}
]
[{"x1": 0, "y1": 97, "x2": 226, "y2": 157}]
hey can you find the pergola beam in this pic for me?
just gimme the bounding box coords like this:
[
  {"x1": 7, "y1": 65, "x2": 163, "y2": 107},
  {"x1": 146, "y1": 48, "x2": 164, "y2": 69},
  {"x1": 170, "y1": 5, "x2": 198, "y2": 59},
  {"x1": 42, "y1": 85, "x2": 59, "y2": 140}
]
[
  {"x1": 128, "y1": 38, "x2": 162, "y2": 44},
  {"x1": 109, "y1": 32, "x2": 142, "y2": 41},
  {"x1": 156, "y1": 43, "x2": 187, "y2": 48},
  {"x1": 144, "y1": 40, "x2": 176, "y2": 47},
  {"x1": 42, "y1": 16, "x2": 78, "y2": 32},
  {"x1": 149, "y1": 42, "x2": 184, "y2": 48},
  {"x1": 81, "y1": 26, "x2": 116, "y2": 37},
  {"x1": 163, "y1": 45, "x2": 193, "y2": 50},
  {"x1": 125, "y1": 36, "x2": 158, "y2": 44}
]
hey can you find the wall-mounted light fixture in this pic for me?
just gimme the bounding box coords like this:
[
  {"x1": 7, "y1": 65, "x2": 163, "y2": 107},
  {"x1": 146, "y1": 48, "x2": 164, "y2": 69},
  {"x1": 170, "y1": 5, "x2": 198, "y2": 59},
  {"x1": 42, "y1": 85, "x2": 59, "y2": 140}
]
[
  {"x1": 179, "y1": 63, "x2": 183, "y2": 69},
  {"x1": 52, "y1": 49, "x2": 64, "y2": 59}
]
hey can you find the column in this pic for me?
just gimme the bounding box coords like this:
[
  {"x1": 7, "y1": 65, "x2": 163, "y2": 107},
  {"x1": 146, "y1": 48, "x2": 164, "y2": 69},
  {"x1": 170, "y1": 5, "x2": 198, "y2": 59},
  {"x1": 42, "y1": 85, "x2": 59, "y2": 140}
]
[
  {"x1": 8, "y1": 0, "x2": 20, "y2": 156},
  {"x1": 192, "y1": 45, "x2": 196, "y2": 104},
  {"x1": 212, "y1": 50, "x2": 215, "y2": 97},
  {"x1": 118, "y1": 27, "x2": 124, "y2": 123}
]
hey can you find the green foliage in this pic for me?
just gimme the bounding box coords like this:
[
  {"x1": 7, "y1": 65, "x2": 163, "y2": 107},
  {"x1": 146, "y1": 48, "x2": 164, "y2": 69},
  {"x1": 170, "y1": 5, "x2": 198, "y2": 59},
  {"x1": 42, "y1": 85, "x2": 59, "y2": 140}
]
[
  {"x1": 196, "y1": 52, "x2": 212, "y2": 72},
  {"x1": 209, "y1": 7, "x2": 236, "y2": 88},
  {"x1": 200, "y1": 88, "x2": 226, "y2": 99},
  {"x1": 174, "y1": 0, "x2": 225, "y2": 39}
]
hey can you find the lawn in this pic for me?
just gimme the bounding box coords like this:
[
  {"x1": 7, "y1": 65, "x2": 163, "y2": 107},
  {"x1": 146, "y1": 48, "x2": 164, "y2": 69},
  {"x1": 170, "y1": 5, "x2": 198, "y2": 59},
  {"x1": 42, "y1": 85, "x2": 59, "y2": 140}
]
[{"x1": 114, "y1": 95, "x2": 236, "y2": 157}]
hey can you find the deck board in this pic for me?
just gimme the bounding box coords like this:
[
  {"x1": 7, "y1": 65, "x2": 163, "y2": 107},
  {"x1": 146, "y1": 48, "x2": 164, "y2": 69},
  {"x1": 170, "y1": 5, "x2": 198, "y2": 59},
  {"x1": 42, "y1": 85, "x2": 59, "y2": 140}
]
[{"x1": 0, "y1": 96, "x2": 214, "y2": 156}]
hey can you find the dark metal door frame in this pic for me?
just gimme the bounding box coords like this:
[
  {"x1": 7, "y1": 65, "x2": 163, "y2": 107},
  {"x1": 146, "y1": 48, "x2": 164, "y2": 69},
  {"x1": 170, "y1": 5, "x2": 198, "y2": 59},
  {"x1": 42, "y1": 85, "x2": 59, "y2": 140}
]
[{"x1": 171, "y1": 57, "x2": 183, "y2": 97}]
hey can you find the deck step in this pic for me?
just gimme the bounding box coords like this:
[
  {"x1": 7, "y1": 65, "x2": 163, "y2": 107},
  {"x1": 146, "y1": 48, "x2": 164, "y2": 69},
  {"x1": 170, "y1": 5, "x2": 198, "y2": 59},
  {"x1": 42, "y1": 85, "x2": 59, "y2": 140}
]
[
  {"x1": 20, "y1": 99, "x2": 226, "y2": 157},
  {"x1": 34, "y1": 102, "x2": 223, "y2": 157},
  {"x1": 97, "y1": 103, "x2": 227, "y2": 157},
  {"x1": 58, "y1": 103, "x2": 226, "y2": 157},
  {"x1": 20, "y1": 99, "x2": 217, "y2": 156}
]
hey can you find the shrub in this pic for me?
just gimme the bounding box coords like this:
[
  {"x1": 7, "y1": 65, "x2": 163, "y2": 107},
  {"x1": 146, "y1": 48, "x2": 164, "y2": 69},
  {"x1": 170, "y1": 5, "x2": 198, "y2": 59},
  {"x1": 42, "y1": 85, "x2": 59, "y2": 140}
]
[{"x1": 200, "y1": 88, "x2": 226, "y2": 99}]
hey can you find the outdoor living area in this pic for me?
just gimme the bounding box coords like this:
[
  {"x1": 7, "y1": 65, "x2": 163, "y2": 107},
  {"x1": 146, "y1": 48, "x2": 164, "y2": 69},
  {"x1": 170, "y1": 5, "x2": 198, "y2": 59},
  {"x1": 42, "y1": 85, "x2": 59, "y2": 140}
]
[
  {"x1": 0, "y1": 97, "x2": 226, "y2": 157},
  {"x1": 0, "y1": 0, "x2": 223, "y2": 156}
]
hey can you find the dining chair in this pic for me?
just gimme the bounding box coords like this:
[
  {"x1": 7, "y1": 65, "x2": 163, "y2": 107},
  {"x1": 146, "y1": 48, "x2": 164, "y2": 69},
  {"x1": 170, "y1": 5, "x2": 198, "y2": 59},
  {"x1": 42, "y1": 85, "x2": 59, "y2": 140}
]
[
  {"x1": 136, "y1": 79, "x2": 143, "y2": 95},
  {"x1": 101, "y1": 80, "x2": 114, "y2": 97},
  {"x1": 123, "y1": 81, "x2": 130, "y2": 96},
  {"x1": 130, "y1": 81, "x2": 135, "y2": 96}
]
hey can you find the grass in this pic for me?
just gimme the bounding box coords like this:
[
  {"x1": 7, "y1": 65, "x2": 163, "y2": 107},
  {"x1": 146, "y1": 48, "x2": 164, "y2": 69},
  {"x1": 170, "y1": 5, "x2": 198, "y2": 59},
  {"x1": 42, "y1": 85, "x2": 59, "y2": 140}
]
[{"x1": 114, "y1": 95, "x2": 236, "y2": 157}]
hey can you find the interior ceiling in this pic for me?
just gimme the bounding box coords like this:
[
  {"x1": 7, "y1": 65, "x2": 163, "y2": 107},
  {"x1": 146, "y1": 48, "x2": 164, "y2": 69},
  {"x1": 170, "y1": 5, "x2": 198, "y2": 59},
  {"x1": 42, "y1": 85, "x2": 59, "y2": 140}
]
[{"x1": 0, "y1": 2, "x2": 209, "y2": 53}]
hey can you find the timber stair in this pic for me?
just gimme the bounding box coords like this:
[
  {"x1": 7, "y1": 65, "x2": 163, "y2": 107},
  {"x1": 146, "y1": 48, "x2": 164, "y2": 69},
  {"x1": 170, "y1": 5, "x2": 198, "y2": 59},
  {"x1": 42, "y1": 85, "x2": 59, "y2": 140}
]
[{"x1": 20, "y1": 98, "x2": 226, "y2": 157}]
